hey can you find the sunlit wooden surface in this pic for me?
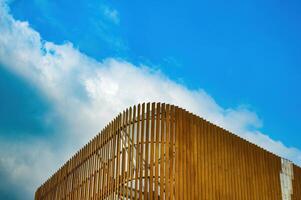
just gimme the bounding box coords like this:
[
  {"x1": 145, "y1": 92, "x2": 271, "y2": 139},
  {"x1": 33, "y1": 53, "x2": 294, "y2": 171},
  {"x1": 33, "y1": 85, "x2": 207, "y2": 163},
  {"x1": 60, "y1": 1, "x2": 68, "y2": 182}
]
[{"x1": 35, "y1": 102, "x2": 301, "y2": 199}]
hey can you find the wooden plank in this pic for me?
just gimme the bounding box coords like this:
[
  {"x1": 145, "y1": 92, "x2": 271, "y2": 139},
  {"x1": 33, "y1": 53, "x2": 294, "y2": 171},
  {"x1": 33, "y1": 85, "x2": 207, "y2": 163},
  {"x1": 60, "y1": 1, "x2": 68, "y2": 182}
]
[
  {"x1": 97, "y1": 133, "x2": 101, "y2": 198},
  {"x1": 144, "y1": 103, "x2": 150, "y2": 200},
  {"x1": 178, "y1": 108, "x2": 184, "y2": 200},
  {"x1": 92, "y1": 147, "x2": 96, "y2": 200},
  {"x1": 116, "y1": 114, "x2": 122, "y2": 198},
  {"x1": 112, "y1": 115, "x2": 117, "y2": 198},
  {"x1": 154, "y1": 103, "x2": 160, "y2": 200},
  {"x1": 149, "y1": 102, "x2": 155, "y2": 200},
  {"x1": 134, "y1": 104, "x2": 140, "y2": 200},
  {"x1": 196, "y1": 117, "x2": 202, "y2": 199},
  {"x1": 90, "y1": 141, "x2": 94, "y2": 199},
  {"x1": 192, "y1": 114, "x2": 198, "y2": 200},
  {"x1": 165, "y1": 104, "x2": 170, "y2": 200},
  {"x1": 130, "y1": 106, "x2": 136, "y2": 200},
  {"x1": 121, "y1": 109, "x2": 127, "y2": 198},
  {"x1": 205, "y1": 120, "x2": 211, "y2": 199},
  {"x1": 108, "y1": 121, "x2": 113, "y2": 198},
  {"x1": 88, "y1": 141, "x2": 93, "y2": 198},
  {"x1": 214, "y1": 124, "x2": 219, "y2": 198},
  {"x1": 160, "y1": 103, "x2": 166, "y2": 199},
  {"x1": 139, "y1": 103, "x2": 145, "y2": 199},
  {"x1": 103, "y1": 128, "x2": 107, "y2": 198},
  {"x1": 188, "y1": 113, "x2": 193, "y2": 200},
  {"x1": 221, "y1": 127, "x2": 228, "y2": 198},
  {"x1": 124, "y1": 108, "x2": 129, "y2": 199},
  {"x1": 183, "y1": 110, "x2": 188, "y2": 200},
  {"x1": 244, "y1": 140, "x2": 252, "y2": 200},
  {"x1": 121, "y1": 147, "x2": 126, "y2": 197},
  {"x1": 169, "y1": 105, "x2": 175, "y2": 200},
  {"x1": 176, "y1": 108, "x2": 181, "y2": 200},
  {"x1": 100, "y1": 129, "x2": 105, "y2": 199},
  {"x1": 76, "y1": 152, "x2": 80, "y2": 199}
]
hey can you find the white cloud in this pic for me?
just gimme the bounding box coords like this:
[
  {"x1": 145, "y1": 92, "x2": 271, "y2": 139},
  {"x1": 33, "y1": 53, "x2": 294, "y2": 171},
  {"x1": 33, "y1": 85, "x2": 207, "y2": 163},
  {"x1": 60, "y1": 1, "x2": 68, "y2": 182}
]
[{"x1": 0, "y1": 0, "x2": 301, "y2": 199}]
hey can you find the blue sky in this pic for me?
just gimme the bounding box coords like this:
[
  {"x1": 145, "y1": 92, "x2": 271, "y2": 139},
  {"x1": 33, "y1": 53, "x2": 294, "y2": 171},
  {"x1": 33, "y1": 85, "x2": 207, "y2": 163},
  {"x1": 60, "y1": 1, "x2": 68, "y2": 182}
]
[{"x1": 0, "y1": 0, "x2": 301, "y2": 199}]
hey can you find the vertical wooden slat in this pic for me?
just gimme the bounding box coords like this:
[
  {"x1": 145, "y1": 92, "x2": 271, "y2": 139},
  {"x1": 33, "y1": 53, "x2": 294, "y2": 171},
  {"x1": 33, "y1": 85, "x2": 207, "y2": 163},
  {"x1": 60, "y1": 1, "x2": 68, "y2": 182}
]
[
  {"x1": 169, "y1": 105, "x2": 175, "y2": 200},
  {"x1": 179, "y1": 108, "x2": 184, "y2": 200},
  {"x1": 182, "y1": 109, "x2": 187, "y2": 200},
  {"x1": 130, "y1": 106, "x2": 136, "y2": 200},
  {"x1": 124, "y1": 108, "x2": 132, "y2": 198},
  {"x1": 144, "y1": 103, "x2": 150, "y2": 199},
  {"x1": 91, "y1": 148, "x2": 96, "y2": 199},
  {"x1": 241, "y1": 139, "x2": 246, "y2": 200},
  {"x1": 160, "y1": 103, "x2": 166, "y2": 199},
  {"x1": 139, "y1": 103, "x2": 145, "y2": 199},
  {"x1": 196, "y1": 117, "x2": 202, "y2": 199},
  {"x1": 104, "y1": 124, "x2": 109, "y2": 198},
  {"x1": 174, "y1": 105, "x2": 179, "y2": 200},
  {"x1": 134, "y1": 104, "x2": 141, "y2": 200},
  {"x1": 79, "y1": 150, "x2": 83, "y2": 199},
  {"x1": 79, "y1": 149, "x2": 84, "y2": 198},
  {"x1": 203, "y1": 119, "x2": 208, "y2": 200},
  {"x1": 121, "y1": 147, "x2": 126, "y2": 197},
  {"x1": 192, "y1": 114, "x2": 198, "y2": 200},
  {"x1": 97, "y1": 133, "x2": 102, "y2": 198},
  {"x1": 102, "y1": 129, "x2": 106, "y2": 199},
  {"x1": 110, "y1": 120, "x2": 114, "y2": 199},
  {"x1": 87, "y1": 145, "x2": 93, "y2": 199},
  {"x1": 116, "y1": 114, "x2": 121, "y2": 198},
  {"x1": 121, "y1": 109, "x2": 127, "y2": 198},
  {"x1": 100, "y1": 130, "x2": 104, "y2": 199},
  {"x1": 76, "y1": 152, "x2": 80, "y2": 199},
  {"x1": 149, "y1": 102, "x2": 155, "y2": 200},
  {"x1": 93, "y1": 138, "x2": 97, "y2": 200},
  {"x1": 82, "y1": 147, "x2": 86, "y2": 199},
  {"x1": 234, "y1": 135, "x2": 241, "y2": 199},
  {"x1": 165, "y1": 104, "x2": 170, "y2": 200},
  {"x1": 108, "y1": 122, "x2": 113, "y2": 198},
  {"x1": 214, "y1": 125, "x2": 220, "y2": 199},
  {"x1": 154, "y1": 103, "x2": 161, "y2": 200}
]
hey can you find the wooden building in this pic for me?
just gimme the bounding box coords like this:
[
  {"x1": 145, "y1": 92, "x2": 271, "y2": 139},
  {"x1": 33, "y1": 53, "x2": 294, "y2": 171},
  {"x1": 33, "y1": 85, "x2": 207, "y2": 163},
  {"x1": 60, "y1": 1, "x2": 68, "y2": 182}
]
[{"x1": 35, "y1": 103, "x2": 301, "y2": 199}]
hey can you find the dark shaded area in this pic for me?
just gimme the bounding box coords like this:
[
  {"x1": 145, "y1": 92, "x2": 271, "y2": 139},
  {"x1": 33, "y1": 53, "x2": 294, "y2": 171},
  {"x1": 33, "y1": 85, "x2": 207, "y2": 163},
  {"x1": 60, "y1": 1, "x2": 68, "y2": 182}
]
[
  {"x1": 0, "y1": 164, "x2": 24, "y2": 200},
  {"x1": 0, "y1": 65, "x2": 52, "y2": 137}
]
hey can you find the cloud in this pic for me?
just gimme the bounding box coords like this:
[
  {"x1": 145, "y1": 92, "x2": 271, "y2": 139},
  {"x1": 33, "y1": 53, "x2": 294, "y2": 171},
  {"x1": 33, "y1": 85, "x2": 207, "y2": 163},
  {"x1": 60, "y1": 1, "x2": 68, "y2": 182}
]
[{"x1": 0, "y1": 0, "x2": 301, "y2": 199}]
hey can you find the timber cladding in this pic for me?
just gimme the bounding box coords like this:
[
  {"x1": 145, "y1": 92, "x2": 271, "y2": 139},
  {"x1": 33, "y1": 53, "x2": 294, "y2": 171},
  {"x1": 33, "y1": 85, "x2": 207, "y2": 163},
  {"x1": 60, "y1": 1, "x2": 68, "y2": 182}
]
[{"x1": 35, "y1": 102, "x2": 301, "y2": 199}]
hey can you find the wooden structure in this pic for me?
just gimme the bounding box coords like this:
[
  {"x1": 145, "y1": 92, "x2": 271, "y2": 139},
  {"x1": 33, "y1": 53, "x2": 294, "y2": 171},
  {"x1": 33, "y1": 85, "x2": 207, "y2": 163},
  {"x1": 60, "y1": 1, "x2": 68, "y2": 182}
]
[{"x1": 35, "y1": 103, "x2": 301, "y2": 199}]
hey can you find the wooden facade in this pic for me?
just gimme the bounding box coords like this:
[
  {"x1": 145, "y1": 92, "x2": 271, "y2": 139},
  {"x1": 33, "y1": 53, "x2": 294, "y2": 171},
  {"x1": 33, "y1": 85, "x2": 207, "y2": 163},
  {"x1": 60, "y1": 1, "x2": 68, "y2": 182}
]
[{"x1": 35, "y1": 103, "x2": 301, "y2": 199}]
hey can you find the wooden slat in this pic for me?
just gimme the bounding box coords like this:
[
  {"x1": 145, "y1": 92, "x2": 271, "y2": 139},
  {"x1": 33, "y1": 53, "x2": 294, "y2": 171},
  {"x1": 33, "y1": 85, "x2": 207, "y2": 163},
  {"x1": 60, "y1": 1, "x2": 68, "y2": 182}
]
[
  {"x1": 149, "y1": 102, "x2": 155, "y2": 200},
  {"x1": 134, "y1": 104, "x2": 140, "y2": 200},
  {"x1": 130, "y1": 106, "x2": 135, "y2": 200},
  {"x1": 160, "y1": 103, "x2": 166, "y2": 199},
  {"x1": 169, "y1": 105, "x2": 175, "y2": 200},
  {"x1": 144, "y1": 103, "x2": 150, "y2": 200},
  {"x1": 192, "y1": 114, "x2": 198, "y2": 200},
  {"x1": 139, "y1": 103, "x2": 145, "y2": 199},
  {"x1": 174, "y1": 106, "x2": 179, "y2": 200},
  {"x1": 121, "y1": 109, "x2": 127, "y2": 198},
  {"x1": 109, "y1": 125, "x2": 112, "y2": 198},
  {"x1": 179, "y1": 108, "x2": 184, "y2": 200},
  {"x1": 165, "y1": 104, "x2": 170, "y2": 200},
  {"x1": 125, "y1": 108, "x2": 129, "y2": 199}
]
